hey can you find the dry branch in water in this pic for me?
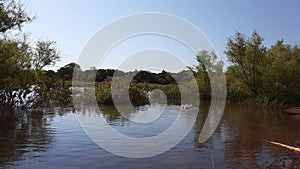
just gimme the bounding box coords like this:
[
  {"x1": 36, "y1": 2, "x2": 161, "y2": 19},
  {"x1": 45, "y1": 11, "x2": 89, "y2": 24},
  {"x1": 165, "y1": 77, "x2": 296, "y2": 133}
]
[{"x1": 266, "y1": 140, "x2": 300, "y2": 153}]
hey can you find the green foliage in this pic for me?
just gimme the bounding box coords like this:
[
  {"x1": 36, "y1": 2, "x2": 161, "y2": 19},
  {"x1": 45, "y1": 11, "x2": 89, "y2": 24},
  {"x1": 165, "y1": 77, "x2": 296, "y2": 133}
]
[
  {"x1": 32, "y1": 41, "x2": 60, "y2": 70},
  {"x1": 74, "y1": 78, "x2": 149, "y2": 107},
  {"x1": 143, "y1": 83, "x2": 180, "y2": 100},
  {"x1": 96, "y1": 69, "x2": 123, "y2": 82},
  {"x1": 0, "y1": 0, "x2": 61, "y2": 109},
  {"x1": 264, "y1": 41, "x2": 300, "y2": 104},
  {"x1": 34, "y1": 76, "x2": 72, "y2": 108},
  {"x1": 157, "y1": 70, "x2": 176, "y2": 84},
  {"x1": 0, "y1": 0, "x2": 33, "y2": 34},
  {"x1": 243, "y1": 96, "x2": 285, "y2": 107},
  {"x1": 0, "y1": 37, "x2": 61, "y2": 109},
  {"x1": 3, "y1": 3, "x2": 299, "y2": 112},
  {"x1": 193, "y1": 50, "x2": 225, "y2": 99},
  {"x1": 225, "y1": 31, "x2": 266, "y2": 97},
  {"x1": 0, "y1": 38, "x2": 37, "y2": 108},
  {"x1": 226, "y1": 65, "x2": 250, "y2": 101},
  {"x1": 128, "y1": 81, "x2": 149, "y2": 106},
  {"x1": 110, "y1": 77, "x2": 149, "y2": 106},
  {"x1": 163, "y1": 85, "x2": 181, "y2": 99},
  {"x1": 95, "y1": 80, "x2": 113, "y2": 105},
  {"x1": 57, "y1": 62, "x2": 81, "y2": 81},
  {"x1": 225, "y1": 31, "x2": 300, "y2": 105}
]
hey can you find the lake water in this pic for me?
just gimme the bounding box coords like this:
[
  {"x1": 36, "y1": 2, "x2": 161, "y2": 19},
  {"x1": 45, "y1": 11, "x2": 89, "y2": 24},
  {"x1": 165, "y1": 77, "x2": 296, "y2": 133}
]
[{"x1": 0, "y1": 103, "x2": 300, "y2": 168}]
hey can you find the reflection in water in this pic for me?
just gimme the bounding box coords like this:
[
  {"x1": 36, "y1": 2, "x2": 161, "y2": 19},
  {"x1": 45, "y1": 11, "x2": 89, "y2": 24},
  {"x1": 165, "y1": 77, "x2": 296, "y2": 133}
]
[
  {"x1": 0, "y1": 104, "x2": 300, "y2": 168},
  {"x1": 75, "y1": 105, "x2": 130, "y2": 126},
  {"x1": 0, "y1": 109, "x2": 57, "y2": 168},
  {"x1": 193, "y1": 103, "x2": 300, "y2": 168},
  {"x1": 216, "y1": 105, "x2": 299, "y2": 168},
  {"x1": 76, "y1": 103, "x2": 198, "y2": 158}
]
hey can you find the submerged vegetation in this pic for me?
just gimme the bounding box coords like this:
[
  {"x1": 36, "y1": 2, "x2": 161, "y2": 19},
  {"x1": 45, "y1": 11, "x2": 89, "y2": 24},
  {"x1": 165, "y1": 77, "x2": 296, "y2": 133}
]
[{"x1": 0, "y1": 0, "x2": 63, "y2": 110}]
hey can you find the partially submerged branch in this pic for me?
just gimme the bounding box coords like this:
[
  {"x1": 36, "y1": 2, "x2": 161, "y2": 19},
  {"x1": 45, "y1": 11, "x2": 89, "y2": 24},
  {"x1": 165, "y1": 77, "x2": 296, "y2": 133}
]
[{"x1": 265, "y1": 140, "x2": 300, "y2": 153}]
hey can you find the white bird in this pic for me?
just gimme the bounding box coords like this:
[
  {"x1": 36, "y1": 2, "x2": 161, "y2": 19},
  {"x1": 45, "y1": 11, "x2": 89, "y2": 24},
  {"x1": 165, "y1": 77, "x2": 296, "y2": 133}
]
[{"x1": 181, "y1": 104, "x2": 193, "y2": 111}]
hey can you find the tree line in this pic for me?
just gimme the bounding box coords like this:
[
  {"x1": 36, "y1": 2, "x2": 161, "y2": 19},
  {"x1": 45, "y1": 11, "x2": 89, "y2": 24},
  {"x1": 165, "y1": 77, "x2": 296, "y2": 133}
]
[
  {"x1": 46, "y1": 62, "x2": 187, "y2": 85},
  {"x1": 1, "y1": 0, "x2": 299, "y2": 110},
  {"x1": 54, "y1": 32, "x2": 300, "y2": 106}
]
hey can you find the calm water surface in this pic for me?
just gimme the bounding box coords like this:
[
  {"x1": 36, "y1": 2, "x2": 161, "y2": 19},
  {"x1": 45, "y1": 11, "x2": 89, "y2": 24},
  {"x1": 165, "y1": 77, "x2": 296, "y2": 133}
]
[{"x1": 0, "y1": 103, "x2": 300, "y2": 169}]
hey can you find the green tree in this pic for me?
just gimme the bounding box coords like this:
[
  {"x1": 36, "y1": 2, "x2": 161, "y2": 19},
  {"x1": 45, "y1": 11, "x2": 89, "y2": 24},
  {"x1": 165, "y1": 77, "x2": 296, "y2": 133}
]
[
  {"x1": 225, "y1": 31, "x2": 300, "y2": 105},
  {"x1": 57, "y1": 62, "x2": 81, "y2": 81},
  {"x1": 225, "y1": 31, "x2": 267, "y2": 98},
  {"x1": 0, "y1": 38, "x2": 36, "y2": 108},
  {"x1": 32, "y1": 41, "x2": 60, "y2": 70},
  {"x1": 0, "y1": 0, "x2": 60, "y2": 109},
  {"x1": 157, "y1": 70, "x2": 176, "y2": 84},
  {"x1": 226, "y1": 65, "x2": 250, "y2": 101},
  {"x1": 264, "y1": 40, "x2": 300, "y2": 103},
  {"x1": 194, "y1": 50, "x2": 224, "y2": 98},
  {"x1": 0, "y1": 0, "x2": 33, "y2": 34}
]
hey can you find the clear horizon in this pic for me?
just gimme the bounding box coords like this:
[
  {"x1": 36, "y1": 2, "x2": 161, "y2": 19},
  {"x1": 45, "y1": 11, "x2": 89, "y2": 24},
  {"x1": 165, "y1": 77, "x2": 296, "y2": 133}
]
[{"x1": 22, "y1": 0, "x2": 300, "y2": 71}]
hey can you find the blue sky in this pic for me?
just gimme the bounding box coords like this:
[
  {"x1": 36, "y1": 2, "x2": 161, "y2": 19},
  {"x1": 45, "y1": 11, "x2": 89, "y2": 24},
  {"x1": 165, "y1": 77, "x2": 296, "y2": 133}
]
[{"x1": 22, "y1": 0, "x2": 300, "y2": 71}]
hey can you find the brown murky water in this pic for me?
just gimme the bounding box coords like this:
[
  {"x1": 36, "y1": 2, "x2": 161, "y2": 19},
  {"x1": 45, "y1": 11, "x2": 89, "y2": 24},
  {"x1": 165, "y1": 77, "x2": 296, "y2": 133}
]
[{"x1": 0, "y1": 103, "x2": 299, "y2": 169}]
